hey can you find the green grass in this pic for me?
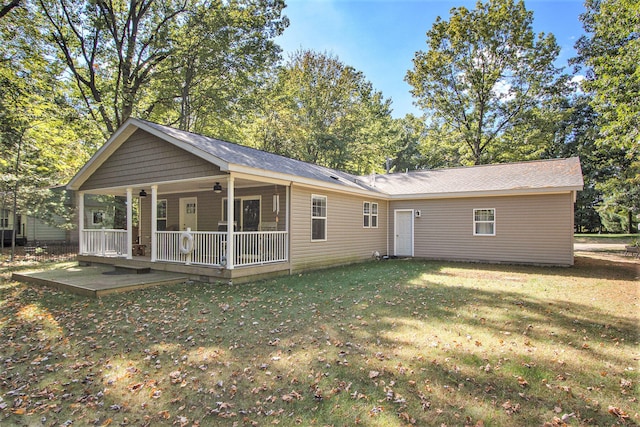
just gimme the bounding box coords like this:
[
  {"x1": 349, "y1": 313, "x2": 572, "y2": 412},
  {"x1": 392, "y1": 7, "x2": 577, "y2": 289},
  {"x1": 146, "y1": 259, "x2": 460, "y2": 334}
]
[
  {"x1": 575, "y1": 233, "x2": 639, "y2": 244},
  {"x1": 1, "y1": 257, "x2": 638, "y2": 426}
]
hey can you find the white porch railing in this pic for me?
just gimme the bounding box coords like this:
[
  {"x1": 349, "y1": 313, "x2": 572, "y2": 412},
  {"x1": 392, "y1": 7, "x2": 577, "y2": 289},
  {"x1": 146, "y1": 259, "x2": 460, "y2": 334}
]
[
  {"x1": 155, "y1": 230, "x2": 288, "y2": 267},
  {"x1": 80, "y1": 228, "x2": 128, "y2": 257}
]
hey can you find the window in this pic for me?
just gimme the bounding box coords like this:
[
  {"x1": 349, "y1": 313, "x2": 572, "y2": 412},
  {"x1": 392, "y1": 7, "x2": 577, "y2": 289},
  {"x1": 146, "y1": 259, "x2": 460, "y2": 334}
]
[
  {"x1": 91, "y1": 210, "x2": 104, "y2": 225},
  {"x1": 157, "y1": 199, "x2": 167, "y2": 231},
  {"x1": 363, "y1": 202, "x2": 379, "y2": 228},
  {"x1": 223, "y1": 196, "x2": 261, "y2": 231},
  {"x1": 0, "y1": 209, "x2": 8, "y2": 228},
  {"x1": 371, "y1": 203, "x2": 378, "y2": 228},
  {"x1": 311, "y1": 195, "x2": 327, "y2": 241},
  {"x1": 363, "y1": 202, "x2": 370, "y2": 227},
  {"x1": 474, "y1": 208, "x2": 495, "y2": 236}
]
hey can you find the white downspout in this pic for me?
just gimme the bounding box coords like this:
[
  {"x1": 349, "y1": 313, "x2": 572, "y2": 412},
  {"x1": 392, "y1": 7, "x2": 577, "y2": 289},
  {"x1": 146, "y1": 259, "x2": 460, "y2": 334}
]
[
  {"x1": 386, "y1": 199, "x2": 389, "y2": 257},
  {"x1": 126, "y1": 188, "x2": 133, "y2": 259}
]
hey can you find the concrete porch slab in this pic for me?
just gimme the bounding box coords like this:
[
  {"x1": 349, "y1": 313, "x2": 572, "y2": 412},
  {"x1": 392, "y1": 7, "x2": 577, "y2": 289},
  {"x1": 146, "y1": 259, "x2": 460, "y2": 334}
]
[{"x1": 12, "y1": 264, "x2": 189, "y2": 297}]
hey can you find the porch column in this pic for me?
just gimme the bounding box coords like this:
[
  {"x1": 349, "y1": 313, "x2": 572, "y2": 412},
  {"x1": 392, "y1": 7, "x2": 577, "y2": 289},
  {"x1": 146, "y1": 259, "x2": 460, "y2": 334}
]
[
  {"x1": 226, "y1": 175, "x2": 235, "y2": 270},
  {"x1": 126, "y1": 188, "x2": 133, "y2": 259},
  {"x1": 77, "y1": 191, "x2": 85, "y2": 255},
  {"x1": 286, "y1": 184, "x2": 290, "y2": 262},
  {"x1": 151, "y1": 185, "x2": 157, "y2": 262}
]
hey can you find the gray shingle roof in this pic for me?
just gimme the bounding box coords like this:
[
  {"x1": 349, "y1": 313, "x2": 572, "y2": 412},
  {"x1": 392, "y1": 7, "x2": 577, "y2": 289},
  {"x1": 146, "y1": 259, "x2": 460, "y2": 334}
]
[
  {"x1": 140, "y1": 120, "x2": 370, "y2": 191},
  {"x1": 139, "y1": 120, "x2": 583, "y2": 197},
  {"x1": 370, "y1": 157, "x2": 583, "y2": 196}
]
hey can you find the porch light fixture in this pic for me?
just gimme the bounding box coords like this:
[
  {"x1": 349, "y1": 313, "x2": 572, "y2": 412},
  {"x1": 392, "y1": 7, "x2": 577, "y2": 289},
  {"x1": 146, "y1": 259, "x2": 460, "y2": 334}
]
[
  {"x1": 139, "y1": 189, "x2": 147, "y2": 197},
  {"x1": 213, "y1": 182, "x2": 223, "y2": 193}
]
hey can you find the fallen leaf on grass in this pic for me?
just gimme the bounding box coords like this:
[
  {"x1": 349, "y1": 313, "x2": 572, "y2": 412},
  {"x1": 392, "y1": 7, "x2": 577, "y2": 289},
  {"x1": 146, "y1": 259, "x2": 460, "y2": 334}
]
[
  {"x1": 607, "y1": 405, "x2": 630, "y2": 420},
  {"x1": 281, "y1": 391, "x2": 302, "y2": 402},
  {"x1": 543, "y1": 417, "x2": 568, "y2": 427},
  {"x1": 501, "y1": 400, "x2": 520, "y2": 415}
]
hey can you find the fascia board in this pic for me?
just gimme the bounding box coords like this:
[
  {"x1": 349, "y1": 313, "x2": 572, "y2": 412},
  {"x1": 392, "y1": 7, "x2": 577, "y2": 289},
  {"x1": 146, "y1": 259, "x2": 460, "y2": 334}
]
[{"x1": 386, "y1": 186, "x2": 584, "y2": 200}]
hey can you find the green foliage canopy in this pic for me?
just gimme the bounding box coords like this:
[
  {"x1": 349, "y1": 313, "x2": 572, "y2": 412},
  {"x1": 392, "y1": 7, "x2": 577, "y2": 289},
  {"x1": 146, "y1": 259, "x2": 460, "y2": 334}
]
[
  {"x1": 573, "y1": 0, "x2": 639, "y2": 232},
  {"x1": 246, "y1": 50, "x2": 395, "y2": 175},
  {"x1": 406, "y1": 0, "x2": 564, "y2": 165}
]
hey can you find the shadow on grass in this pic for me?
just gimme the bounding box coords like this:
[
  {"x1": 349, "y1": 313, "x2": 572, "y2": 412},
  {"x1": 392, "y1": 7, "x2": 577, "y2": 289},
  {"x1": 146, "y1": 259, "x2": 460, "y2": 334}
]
[{"x1": 0, "y1": 258, "x2": 637, "y2": 426}]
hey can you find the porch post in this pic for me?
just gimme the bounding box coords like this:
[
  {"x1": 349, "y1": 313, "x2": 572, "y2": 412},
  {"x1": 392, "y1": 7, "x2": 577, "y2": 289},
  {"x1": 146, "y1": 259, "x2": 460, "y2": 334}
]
[
  {"x1": 226, "y1": 175, "x2": 235, "y2": 270},
  {"x1": 151, "y1": 185, "x2": 157, "y2": 262},
  {"x1": 77, "y1": 191, "x2": 85, "y2": 255},
  {"x1": 286, "y1": 185, "x2": 290, "y2": 262},
  {"x1": 126, "y1": 188, "x2": 133, "y2": 259}
]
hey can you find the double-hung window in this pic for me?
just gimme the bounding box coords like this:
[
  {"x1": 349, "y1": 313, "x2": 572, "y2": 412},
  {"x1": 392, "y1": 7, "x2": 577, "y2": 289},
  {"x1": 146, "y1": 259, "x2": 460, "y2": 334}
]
[
  {"x1": 363, "y1": 202, "x2": 378, "y2": 228},
  {"x1": 157, "y1": 199, "x2": 167, "y2": 231},
  {"x1": 0, "y1": 209, "x2": 8, "y2": 228},
  {"x1": 473, "y1": 208, "x2": 495, "y2": 236},
  {"x1": 311, "y1": 195, "x2": 327, "y2": 241}
]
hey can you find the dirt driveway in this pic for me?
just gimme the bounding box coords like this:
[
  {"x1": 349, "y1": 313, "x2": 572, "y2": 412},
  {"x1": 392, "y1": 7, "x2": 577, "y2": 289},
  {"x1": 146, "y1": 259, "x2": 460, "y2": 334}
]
[{"x1": 574, "y1": 242, "x2": 639, "y2": 281}]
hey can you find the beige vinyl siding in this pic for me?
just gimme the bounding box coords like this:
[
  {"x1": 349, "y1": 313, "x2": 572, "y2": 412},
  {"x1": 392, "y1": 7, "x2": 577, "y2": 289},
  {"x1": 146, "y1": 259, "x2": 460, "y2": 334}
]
[
  {"x1": 80, "y1": 129, "x2": 220, "y2": 191},
  {"x1": 139, "y1": 186, "x2": 287, "y2": 246},
  {"x1": 25, "y1": 216, "x2": 67, "y2": 243},
  {"x1": 290, "y1": 185, "x2": 388, "y2": 272},
  {"x1": 389, "y1": 193, "x2": 575, "y2": 266}
]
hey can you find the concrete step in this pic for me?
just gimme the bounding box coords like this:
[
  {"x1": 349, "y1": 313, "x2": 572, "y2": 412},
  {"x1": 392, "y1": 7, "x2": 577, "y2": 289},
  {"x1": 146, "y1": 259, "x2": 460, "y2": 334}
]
[{"x1": 114, "y1": 265, "x2": 151, "y2": 274}]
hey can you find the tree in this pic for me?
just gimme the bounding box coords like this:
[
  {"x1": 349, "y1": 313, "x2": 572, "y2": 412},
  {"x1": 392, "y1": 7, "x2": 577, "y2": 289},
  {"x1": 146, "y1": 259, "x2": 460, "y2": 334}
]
[
  {"x1": 1, "y1": 3, "x2": 93, "y2": 256},
  {"x1": 246, "y1": 50, "x2": 395, "y2": 174},
  {"x1": 36, "y1": 0, "x2": 188, "y2": 136},
  {"x1": 573, "y1": 0, "x2": 639, "y2": 233},
  {"x1": 36, "y1": 0, "x2": 287, "y2": 139},
  {"x1": 0, "y1": 0, "x2": 20, "y2": 19},
  {"x1": 148, "y1": 0, "x2": 287, "y2": 140},
  {"x1": 406, "y1": 0, "x2": 565, "y2": 165}
]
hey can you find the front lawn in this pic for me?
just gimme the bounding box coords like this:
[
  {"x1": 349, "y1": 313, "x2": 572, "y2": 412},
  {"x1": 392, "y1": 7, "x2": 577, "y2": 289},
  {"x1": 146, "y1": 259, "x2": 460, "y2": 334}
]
[{"x1": 1, "y1": 256, "x2": 638, "y2": 426}]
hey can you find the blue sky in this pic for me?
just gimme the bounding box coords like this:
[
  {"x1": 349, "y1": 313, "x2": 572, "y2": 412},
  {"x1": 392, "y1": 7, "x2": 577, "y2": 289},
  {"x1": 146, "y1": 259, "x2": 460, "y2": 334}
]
[{"x1": 276, "y1": 0, "x2": 586, "y2": 118}]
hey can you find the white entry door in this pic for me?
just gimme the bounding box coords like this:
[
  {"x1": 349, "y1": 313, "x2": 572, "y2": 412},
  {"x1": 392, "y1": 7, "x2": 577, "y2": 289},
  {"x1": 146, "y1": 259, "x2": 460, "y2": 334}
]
[
  {"x1": 179, "y1": 197, "x2": 198, "y2": 231},
  {"x1": 394, "y1": 210, "x2": 414, "y2": 257}
]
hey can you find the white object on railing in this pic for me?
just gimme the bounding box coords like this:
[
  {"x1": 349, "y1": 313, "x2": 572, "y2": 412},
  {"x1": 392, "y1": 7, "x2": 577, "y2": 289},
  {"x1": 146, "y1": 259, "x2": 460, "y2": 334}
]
[{"x1": 154, "y1": 230, "x2": 287, "y2": 267}]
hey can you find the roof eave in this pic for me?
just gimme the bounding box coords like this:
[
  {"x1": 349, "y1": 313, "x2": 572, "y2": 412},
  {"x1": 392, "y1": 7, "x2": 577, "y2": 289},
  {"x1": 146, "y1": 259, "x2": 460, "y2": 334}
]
[{"x1": 386, "y1": 186, "x2": 584, "y2": 200}]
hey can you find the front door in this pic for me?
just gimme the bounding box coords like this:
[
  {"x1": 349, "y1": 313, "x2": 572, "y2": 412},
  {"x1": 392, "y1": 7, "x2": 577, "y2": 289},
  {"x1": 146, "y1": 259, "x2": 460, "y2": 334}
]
[
  {"x1": 179, "y1": 197, "x2": 198, "y2": 231},
  {"x1": 395, "y1": 210, "x2": 414, "y2": 257}
]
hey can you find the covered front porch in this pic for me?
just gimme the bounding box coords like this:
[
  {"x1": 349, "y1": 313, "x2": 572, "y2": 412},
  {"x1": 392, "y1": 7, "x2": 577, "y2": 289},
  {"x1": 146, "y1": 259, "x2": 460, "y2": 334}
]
[{"x1": 76, "y1": 174, "x2": 291, "y2": 281}]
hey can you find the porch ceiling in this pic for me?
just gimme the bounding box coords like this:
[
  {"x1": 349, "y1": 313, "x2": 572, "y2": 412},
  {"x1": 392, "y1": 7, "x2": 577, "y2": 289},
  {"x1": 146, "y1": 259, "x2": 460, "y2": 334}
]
[{"x1": 83, "y1": 176, "x2": 274, "y2": 197}]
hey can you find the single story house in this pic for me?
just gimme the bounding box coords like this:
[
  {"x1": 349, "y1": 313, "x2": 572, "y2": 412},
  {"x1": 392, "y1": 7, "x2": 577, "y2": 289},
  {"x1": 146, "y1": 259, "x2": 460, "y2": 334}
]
[
  {"x1": 66, "y1": 118, "x2": 584, "y2": 282},
  {"x1": 1, "y1": 209, "x2": 69, "y2": 247}
]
